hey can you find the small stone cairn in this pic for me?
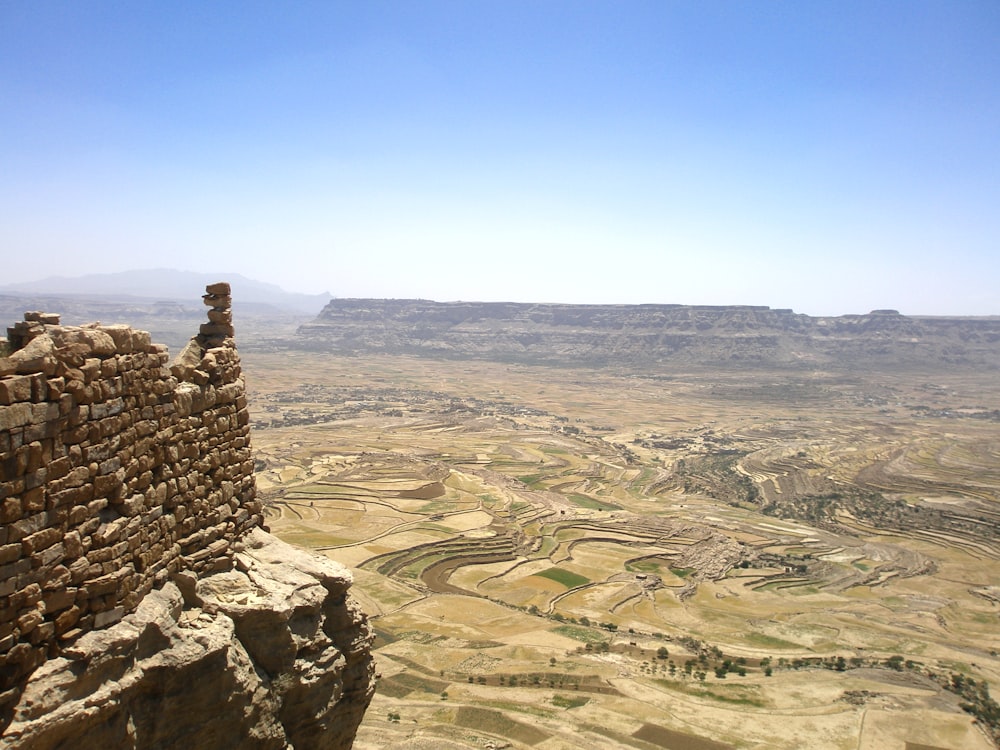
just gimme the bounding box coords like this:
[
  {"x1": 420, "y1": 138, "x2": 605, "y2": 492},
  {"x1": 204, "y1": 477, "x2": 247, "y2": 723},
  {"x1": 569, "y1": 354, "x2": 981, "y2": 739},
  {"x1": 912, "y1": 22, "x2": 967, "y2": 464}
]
[{"x1": 170, "y1": 282, "x2": 237, "y2": 384}]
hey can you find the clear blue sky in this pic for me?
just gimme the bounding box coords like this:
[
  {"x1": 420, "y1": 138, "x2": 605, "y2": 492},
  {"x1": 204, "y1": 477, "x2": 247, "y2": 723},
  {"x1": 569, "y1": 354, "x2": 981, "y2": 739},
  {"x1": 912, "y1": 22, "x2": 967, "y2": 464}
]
[{"x1": 2, "y1": 1, "x2": 998, "y2": 315}]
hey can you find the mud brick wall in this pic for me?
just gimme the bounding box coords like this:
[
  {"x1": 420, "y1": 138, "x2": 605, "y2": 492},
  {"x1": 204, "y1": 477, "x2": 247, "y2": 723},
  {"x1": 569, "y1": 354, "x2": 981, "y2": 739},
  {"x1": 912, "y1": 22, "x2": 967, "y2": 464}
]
[{"x1": 0, "y1": 284, "x2": 263, "y2": 697}]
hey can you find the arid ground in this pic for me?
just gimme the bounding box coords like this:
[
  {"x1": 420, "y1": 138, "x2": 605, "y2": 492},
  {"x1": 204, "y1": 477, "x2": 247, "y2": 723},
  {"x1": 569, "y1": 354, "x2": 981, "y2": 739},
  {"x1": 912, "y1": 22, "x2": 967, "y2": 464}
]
[{"x1": 243, "y1": 350, "x2": 1000, "y2": 750}]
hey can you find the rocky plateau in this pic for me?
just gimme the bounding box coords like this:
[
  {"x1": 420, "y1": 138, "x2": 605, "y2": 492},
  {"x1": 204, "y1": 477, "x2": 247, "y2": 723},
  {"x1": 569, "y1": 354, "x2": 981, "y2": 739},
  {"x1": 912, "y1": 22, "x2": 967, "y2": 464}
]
[{"x1": 298, "y1": 299, "x2": 1000, "y2": 369}]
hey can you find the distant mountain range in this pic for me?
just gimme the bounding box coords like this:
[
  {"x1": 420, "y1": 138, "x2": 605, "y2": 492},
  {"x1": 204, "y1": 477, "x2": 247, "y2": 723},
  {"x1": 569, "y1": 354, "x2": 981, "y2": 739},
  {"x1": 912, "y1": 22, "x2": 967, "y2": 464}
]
[
  {"x1": 0, "y1": 269, "x2": 331, "y2": 316},
  {"x1": 298, "y1": 299, "x2": 1000, "y2": 371}
]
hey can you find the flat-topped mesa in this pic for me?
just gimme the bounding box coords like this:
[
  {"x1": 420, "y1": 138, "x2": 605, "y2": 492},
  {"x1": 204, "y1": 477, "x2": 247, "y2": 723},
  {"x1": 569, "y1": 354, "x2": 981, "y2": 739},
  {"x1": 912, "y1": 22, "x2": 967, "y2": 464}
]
[{"x1": 298, "y1": 299, "x2": 1000, "y2": 370}]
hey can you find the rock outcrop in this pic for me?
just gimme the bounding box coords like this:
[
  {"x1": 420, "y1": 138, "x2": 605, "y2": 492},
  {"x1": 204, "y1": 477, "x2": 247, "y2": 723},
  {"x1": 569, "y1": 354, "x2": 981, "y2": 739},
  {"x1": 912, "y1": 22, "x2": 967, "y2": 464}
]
[
  {"x1": 298, "y1": 299, "x2": 1000, "y2": 370},
  {"x1": 2, "y1": 529, "x2": 373, "y2": 750},
  {"x1": 0, "y1": 284, "x2": 375, "y2": 748}
]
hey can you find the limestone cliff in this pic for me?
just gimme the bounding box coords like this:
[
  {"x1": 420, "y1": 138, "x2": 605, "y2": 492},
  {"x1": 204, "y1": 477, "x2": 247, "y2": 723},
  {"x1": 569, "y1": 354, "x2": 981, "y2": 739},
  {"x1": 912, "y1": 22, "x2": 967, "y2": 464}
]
[{"x1": 298, "y1": 299, "x2": 1000, "y2": 370}]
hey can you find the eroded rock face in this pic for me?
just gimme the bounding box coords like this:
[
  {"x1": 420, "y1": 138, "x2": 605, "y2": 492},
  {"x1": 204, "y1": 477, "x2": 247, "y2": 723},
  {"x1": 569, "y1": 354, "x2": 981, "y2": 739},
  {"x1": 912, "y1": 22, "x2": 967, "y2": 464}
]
[
  {"x1": 2, "y1": 529, "x2": 376, "y2": 750},
  {"x1": 298, "y1": 299, "x2": 1000, "y2": 370}
]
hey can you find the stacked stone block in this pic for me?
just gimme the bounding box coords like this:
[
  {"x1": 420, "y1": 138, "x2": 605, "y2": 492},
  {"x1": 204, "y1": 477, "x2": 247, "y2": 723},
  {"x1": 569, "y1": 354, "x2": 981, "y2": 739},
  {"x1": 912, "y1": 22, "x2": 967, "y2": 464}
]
[{"x1": 0, "y1": 284, "x2": 262, "y2": 711}]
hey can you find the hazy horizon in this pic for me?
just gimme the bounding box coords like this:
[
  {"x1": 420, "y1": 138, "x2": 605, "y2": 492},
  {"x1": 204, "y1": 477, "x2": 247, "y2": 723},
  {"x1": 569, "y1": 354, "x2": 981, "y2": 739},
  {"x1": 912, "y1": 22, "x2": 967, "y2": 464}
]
[{"x1": 2, "y1": 2, "x2": 998, "y2": 317}]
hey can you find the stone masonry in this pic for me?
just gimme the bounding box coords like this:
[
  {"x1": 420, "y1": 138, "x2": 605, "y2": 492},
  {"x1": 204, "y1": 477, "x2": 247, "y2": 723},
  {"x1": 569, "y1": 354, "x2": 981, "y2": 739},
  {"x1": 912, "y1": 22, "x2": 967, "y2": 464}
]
[{"x1": 0, "y1": 283, "x2": 263, "y2": 723}]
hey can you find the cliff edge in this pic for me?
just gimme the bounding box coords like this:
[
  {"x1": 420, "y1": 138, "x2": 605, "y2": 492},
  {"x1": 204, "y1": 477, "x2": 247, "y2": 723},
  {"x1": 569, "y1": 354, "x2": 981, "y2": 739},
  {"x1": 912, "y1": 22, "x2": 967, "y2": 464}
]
[
  {"x1": 0, "y1": 284, "x2": 375, "y2": 748},
  {"x1": 298, "y1": 299, "x2": 1000, "y2": 370}
]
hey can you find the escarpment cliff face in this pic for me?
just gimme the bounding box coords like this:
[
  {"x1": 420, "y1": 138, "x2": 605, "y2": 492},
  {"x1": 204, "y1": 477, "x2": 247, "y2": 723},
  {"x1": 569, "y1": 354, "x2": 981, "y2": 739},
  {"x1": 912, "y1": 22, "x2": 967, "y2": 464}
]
[
  {"x1": 0, "y1": 284, "x2": 375, "y2": 748},
  {"x1": 298, "y1": 299, "x2": 1000, "y2": 370}
]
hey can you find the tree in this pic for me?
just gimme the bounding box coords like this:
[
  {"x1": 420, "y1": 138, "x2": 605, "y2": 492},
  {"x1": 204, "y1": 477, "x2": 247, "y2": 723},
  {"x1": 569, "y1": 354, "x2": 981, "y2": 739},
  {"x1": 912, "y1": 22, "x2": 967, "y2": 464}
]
[{"x1": 656, "y1": 646, "x2": 669, "y2": 660}]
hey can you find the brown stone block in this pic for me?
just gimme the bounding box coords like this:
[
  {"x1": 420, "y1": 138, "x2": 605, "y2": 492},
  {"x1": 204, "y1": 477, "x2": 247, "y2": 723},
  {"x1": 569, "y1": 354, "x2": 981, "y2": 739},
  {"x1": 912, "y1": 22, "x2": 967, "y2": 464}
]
[
  {"x1": 23, "y1": 419, "x2": 58, "y2": 443},
  {"x1": 83, "y1": 572, "x2": 120, "y2": 597},
  {"x1": 49, "y1": 484, "x2": 94, "y2": 508},
  {"x1": 66, "y1": 402, "x2": 88, "y2": 426},
  {"x1": 0, "y1": 375, "x2": 33, "y2": 405},
  {"x1": 45, "y1": 375, "x2": 65, "y2": 399},
  {"x1": 9, "y1": 512, "x2": 49, "y2": 543},
  {"x1": 67, "y1": 557, "x2": 90, "y2": 584},
  {"x1": 42, "y1": 585, "x2": 77, "y2": 615},
  {"x1": 10, "y1": 583, "x2": 42, "y2": 610},
  {"x1": 22, "y1": 486, "x2": 45, "y2": 513},
  {"x1": 54, "y1": 605, "x2": 81, "y2": 635},
  {"x1": 28, "y1": 620, "x2": 53, "y2": 646},
  {"x1": 199, "y1": 322, "x2": 234, "y2": 337},
  {"x1": 28, "y1": 401, "x2": 59, "y2": 425},
  {"x1": 93, "y1": 472, "x2": 122, "y2": 500},
  {"x1": 28, "y1": 373, "x2": 49, "y2": 402},
  {"x1": 63, "y1": 530, "x2": 84, "y2": 558},
  {"x1": 9, "y1": 334, "x2": 59, "y2": 376},
  {"x1": 130, "y1": 330, "x2": 151, "y2": 351},
  {"x1": 77, "y1": 515, "x2": 102, "y2": 537},
  {"x1": 202, "y1": 293, "x2": 232, "y2": 309},
  {"x1": 16, "y1": 607, "x2": 44, "y2": 636},
  {"x1": 34, "y1": 541, "x2": 65, "y2": 567},
  {"x1": 61, "y1": 424, "x2": 89, "y2": 445},
  {"x1": 65, "y1": 380, "x2": 94, "y2": 404},
  {"x1": 22, "y1": 442, "x2": 42, "y2": 474},
  {"x1": 24, "y1": 467, "x2": 47, "y2": 492},
  {"x1": 205, "y1": 282, "x2": 231, "y2": 296},
  {"x1": 207, "y1": 308, "x2": 233, "y2": 325},
  {"x1": 47, "y1": 455, "x2": 71, "y2": 482},
  {"x1": 80, "y1": 358, "x2": 101, "y2": 382},
  {"x1": 0, "y1": 542, "x2": 21, "y2": 566},
  {"x1": 66, "y1": 506, "x2": 88, "y2": 527},
  {"x1": 21, "y1": 527, "x2": 62, "y2": 555},
  {"x1": 1, "y1": 449, "x2": 26, "y2": 480},
  {"x1": 0, "y1": 403, "x2": 32, "y2": 431}
]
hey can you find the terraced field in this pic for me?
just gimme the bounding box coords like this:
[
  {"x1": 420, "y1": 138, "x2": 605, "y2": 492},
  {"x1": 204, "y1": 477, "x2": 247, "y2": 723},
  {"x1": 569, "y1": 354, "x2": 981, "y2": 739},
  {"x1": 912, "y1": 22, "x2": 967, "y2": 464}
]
[{"x1": 245, "y1": 351, "x2": 1000, "y2": 750}]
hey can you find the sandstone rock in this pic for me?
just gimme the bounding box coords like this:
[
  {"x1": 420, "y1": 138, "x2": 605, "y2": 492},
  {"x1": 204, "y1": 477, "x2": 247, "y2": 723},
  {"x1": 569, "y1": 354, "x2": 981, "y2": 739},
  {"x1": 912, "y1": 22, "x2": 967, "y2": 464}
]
[
  {"x1": 169, "y1": 339, "x2": 204, "y2": 380},
  {"x1": 6, "y1": 335, "x2": 58, "y2": 376},
  {"x1": 23, "y1": 313, "x2": 60, "y2": 326},
  {"x1": 47, "y1": 327, "x2": 117, "y2": 357},
  {"x1": 2, "y1": 532, "x2": 375, "y2": 750},
  {"x1": 205, "y1": 282, "x2": 231, "y2": 297}
]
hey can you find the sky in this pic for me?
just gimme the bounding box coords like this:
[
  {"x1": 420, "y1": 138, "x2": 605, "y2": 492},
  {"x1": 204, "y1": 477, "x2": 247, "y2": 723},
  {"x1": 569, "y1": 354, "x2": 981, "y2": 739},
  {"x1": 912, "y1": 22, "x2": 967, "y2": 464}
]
[{"x1": 1, "y1": 1, "x2": 998, "y2": 316}]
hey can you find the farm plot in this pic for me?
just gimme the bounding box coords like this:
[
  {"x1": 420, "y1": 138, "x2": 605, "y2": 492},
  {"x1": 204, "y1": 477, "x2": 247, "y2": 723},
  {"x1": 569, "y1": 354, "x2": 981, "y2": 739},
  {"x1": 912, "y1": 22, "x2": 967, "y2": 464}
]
[{"x1": 246, "y1": 352, "x2": 1000, "y2": 750}]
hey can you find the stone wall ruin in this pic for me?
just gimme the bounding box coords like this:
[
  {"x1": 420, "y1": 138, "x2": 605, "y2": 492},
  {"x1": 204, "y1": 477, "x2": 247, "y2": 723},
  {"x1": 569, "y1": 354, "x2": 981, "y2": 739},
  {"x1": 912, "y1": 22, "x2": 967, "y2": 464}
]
[{"x1": 0, "y1": 283, "x2": 263, "y2": 719}]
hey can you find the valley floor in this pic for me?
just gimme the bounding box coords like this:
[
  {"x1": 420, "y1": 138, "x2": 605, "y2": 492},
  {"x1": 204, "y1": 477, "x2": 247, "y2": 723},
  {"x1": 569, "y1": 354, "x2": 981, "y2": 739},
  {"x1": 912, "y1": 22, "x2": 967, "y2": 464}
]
[{"x1": 244, "y1": 352, "x2": 1000, "y2": 750}]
